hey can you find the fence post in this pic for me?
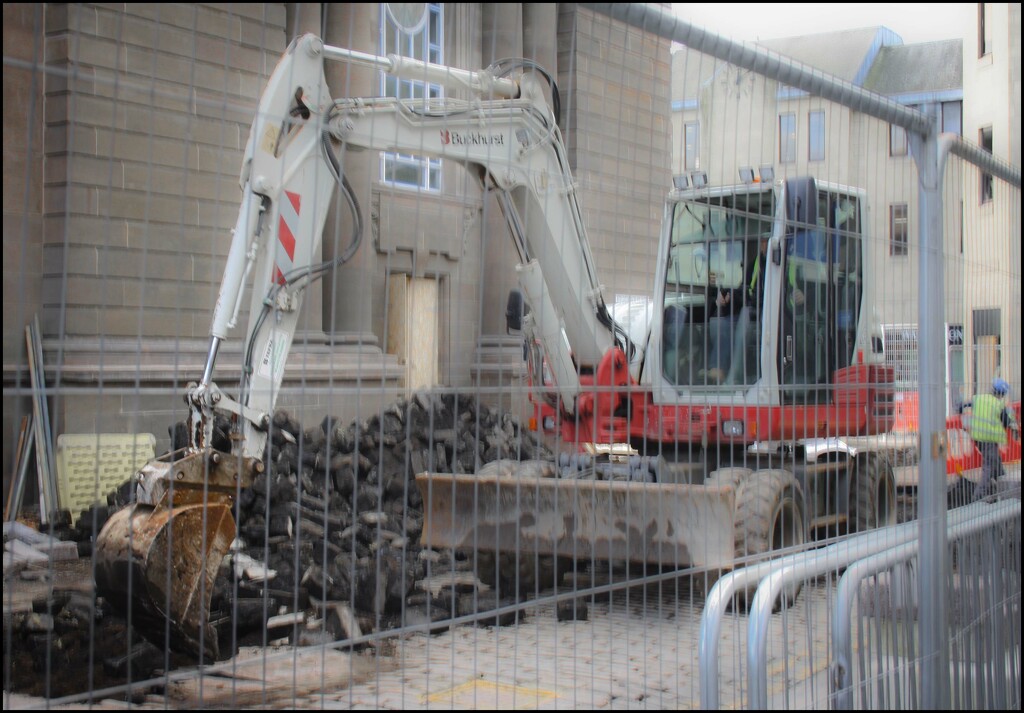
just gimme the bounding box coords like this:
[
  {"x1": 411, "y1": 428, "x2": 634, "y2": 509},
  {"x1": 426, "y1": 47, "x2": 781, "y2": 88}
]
[{"x1": 910, "y1": 106, "x2": 951, "y2": 710}]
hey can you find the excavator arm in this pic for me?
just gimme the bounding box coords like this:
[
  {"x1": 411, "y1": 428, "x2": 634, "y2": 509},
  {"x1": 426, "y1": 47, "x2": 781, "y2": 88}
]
[
  {"x1": 94, "y1": 35, "x2": 342, "y2": 661},
  {"x1": 190, "y1": 35, "x2": 341, "y2": 462},
  {"x1": 94, "y1": 33, "x2": 630, "y2": 661},
  {"x1": 326, "y1": 80, "x2": 625, "y2": 412},
  {"x1": 203, "y1": 33, "x2": 628, "y2": 457}
]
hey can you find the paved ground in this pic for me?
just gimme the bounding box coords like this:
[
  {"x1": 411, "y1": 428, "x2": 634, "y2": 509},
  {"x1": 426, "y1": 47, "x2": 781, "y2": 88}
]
[
  {"x1": 5, "y1": 573, "x2": 838, "y2": 710},
  {"x1": 7, "y1": 481, "x2": 1018, "y2": 710},
  {"x1": 322, "y1": 579, "x2": 836, "y2": 711}
]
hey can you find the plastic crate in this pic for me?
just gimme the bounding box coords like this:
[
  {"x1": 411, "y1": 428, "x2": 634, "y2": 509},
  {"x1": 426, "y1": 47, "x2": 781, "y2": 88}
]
[{"x1": 56, "y1": 433, "x2": 155, "y2": 524}]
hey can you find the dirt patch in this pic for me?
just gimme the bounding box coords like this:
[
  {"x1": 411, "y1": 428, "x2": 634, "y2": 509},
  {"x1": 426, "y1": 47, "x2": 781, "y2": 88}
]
[{"x1": 3, "y1": 559, "x2": 194, "y2": 701}]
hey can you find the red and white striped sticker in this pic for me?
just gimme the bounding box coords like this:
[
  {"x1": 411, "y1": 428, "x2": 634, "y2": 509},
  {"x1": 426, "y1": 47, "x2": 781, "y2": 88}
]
[{"x1": 274, "y1": 190, "x2": 301, "y2": 285}]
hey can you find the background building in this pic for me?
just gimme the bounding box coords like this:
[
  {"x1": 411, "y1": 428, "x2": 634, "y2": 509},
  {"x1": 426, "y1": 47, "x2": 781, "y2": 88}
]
[
  {"x1": 670, "y1": 3, "x2": 1020, "y2": 409},
  {"x1": 960, "y1": 2, "x2": 1022, "y2": 405},
  {"x1": 2, "y1": 3, "x2": 673, "y2": 480}
]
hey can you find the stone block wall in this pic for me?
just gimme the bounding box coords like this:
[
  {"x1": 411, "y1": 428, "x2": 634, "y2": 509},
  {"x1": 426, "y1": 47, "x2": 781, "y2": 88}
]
[{"x1": 2, "y1": 3, "x2": 674, "y2": 502}]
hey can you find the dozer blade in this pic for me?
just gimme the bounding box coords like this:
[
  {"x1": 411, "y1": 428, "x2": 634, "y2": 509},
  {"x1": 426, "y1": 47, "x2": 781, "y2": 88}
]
[
  {"x1": 95, "y1": 500, "x2": 236, "y2": 661},
  {"x1": 415, "y1": 470, "x2": 737, "y2": 569}
]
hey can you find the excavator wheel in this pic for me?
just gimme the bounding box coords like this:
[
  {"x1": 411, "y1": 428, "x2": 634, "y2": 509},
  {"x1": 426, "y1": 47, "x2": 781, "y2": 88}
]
[
  {"x1": 850, "y1": 453, "x2": 897, "y2": 532},
  {"x1": 729, "y1": 469, "x2": 808, "y2": 612},
  {"x1": 705, "y1": 467, "x2": 753, "y2": 490},
  {"x1": 690, "y1": 467, "x2": 754, "y2": 601}
]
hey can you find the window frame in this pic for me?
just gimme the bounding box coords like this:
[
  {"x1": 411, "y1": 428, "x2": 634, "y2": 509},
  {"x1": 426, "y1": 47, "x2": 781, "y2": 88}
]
[
  {"x1": 978, "y1": 3, "x2": 992, "y2": 57},
  {"x1": 379, "y1": 3, "x2": 444, "y2": 192},
  {"x1": 889, "y1": 203, "x2": 908, "y2": 256},
  {"x1": 941, "y1": 101, "x2": 962, "y2": 136},
  {"x1": 778, "y1": 113, "x2": 796, "y2": 164},
  {"x1": 808, "y1": 110, "x2": 825, "y2": 162},
  {"x1": 890, "y1": 123, "x2": 908, "y2": 157},
  {"x1": 684, "y1": 121, "x2": 700, "y2": 172},
  {"x1": 979, "y1": 125, "x2": 993, "y2": 203}
]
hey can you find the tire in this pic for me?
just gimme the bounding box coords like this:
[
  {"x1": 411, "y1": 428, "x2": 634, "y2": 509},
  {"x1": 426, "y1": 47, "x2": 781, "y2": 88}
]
[
  {"x1": 475, "y1": 551, "x2": 499, "y2": 589},
  {"x1": 518, "y1": 554, "x2": 572, "y2": 595},
  {"x1": 690, "y1": 468, "x2": 753, "y2": 600},
  {"x1": 850, "y1": 454, "x2": 897, "y2": 532},
  {"x1": 706, "y1": 467, "x2": 753, "y2": 489},
  {"x1": 731, "y1": 469, "x2": 808, "y2": 612}
]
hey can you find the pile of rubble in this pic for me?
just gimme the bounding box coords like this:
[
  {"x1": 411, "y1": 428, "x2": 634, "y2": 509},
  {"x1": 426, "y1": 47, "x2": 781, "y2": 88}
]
[
  {"x1": 73, "y1": 392, "x2": 563, "y2": 660},
  {"x1": 3, "y1": 391, "x2": 602, "y2": 699}
]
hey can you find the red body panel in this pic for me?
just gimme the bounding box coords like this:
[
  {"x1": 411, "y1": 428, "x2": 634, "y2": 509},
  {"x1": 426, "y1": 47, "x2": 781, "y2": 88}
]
[{"x1": 529, "y1": 348, "x2": 1020, "y2": 477}]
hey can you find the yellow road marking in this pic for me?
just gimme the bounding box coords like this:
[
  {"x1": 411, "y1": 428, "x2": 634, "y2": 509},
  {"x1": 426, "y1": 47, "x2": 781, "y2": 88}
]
[{"x1": 423, "y1": 678, "x2": 560, "y2": 710}]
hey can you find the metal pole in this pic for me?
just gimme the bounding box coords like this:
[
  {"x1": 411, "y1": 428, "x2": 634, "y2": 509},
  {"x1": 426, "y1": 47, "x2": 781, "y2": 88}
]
[
  {"x1": 987, "y1": 526, "x2": 1008, "y2": 707},
  {"x1": 580, "y1": 2, "x2": 933, "y2": 136},
  {"x1": 911, "y1": 105, "x2": 949, "y2": 710},
  {"x1": 199, "y1": 335, "x2": 221, "y2": 388},
  {"x1": 321, "y1": 43, "x2": 520, "y2": 99}
]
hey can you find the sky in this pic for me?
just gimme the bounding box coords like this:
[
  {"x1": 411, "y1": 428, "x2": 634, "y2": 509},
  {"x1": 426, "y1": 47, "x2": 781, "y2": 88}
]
[{"x1": 671, "y1": 3, "x2": 975, "y2": 45}]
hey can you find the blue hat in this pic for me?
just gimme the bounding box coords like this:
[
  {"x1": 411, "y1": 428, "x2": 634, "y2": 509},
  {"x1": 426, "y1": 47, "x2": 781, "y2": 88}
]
[{"x1": 992, "y1": 378, "x2": 1010, "y2": 396}]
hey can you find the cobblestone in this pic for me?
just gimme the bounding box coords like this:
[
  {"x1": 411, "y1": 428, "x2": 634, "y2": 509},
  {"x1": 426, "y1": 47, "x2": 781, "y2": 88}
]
[{"x1": 4, "y1": 578, "x2": 841, "y2": 710}]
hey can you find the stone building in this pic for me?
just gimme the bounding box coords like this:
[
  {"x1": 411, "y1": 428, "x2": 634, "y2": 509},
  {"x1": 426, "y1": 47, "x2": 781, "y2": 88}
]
[{"x1": 2, "y1": 3, "x2": 673, "y2": 487}]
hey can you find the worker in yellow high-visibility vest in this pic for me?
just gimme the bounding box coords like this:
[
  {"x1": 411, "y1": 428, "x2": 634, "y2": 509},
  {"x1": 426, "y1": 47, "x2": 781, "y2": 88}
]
[{"x1": 960, "y1": 377, "x2": 1020, "y2": 501}]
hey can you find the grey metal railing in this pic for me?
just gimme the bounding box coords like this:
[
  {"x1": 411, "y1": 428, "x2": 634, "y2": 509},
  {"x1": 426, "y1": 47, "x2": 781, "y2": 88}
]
[
  {"x1": 830, "y1": 499, "x2": 1021, "y2": 710},
  {"x1": 699, "y1": 498, "x2": 1020, "y2": 709}
]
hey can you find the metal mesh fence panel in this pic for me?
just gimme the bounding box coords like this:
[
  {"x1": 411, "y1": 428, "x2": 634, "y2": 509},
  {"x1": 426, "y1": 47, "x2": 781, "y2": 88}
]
[{"x1": 3, "y1": 3, "x2": 1020, "y2": 710}]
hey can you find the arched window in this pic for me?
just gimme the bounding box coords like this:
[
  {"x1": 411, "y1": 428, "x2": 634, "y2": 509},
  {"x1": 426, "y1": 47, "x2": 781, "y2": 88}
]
[{"x1": 380, "y1": 3, "x2": 443, "y2": 190}]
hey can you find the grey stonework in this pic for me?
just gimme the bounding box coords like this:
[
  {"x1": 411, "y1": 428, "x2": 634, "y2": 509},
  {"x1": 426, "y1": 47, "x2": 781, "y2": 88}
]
[{"x1": 3, "y1": 3, "x2": 672, "y2": 498}]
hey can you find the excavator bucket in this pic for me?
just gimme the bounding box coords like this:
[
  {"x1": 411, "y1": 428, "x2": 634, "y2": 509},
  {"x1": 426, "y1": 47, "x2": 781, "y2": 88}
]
[
  {"x1": 94, "y1": 448, "x2": 259, "y2": 661},
  {"x1": 415, "y1": 464, "x2": 738, "y2": 570},
  {"x1": 95, "y1": 500, "x2": 235, "y2": 661}
]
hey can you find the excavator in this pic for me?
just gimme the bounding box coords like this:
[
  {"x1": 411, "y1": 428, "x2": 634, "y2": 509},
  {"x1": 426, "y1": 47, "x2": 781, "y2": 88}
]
[{"x1": 93, "y1": 33, "x2": 1011, "y2": 660}]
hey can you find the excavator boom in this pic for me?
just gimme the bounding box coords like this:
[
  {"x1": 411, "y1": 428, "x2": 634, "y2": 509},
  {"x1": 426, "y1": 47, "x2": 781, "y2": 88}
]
[
  {"x1": 94, "y1": 34, "x2": 629, "y2": 659},
  {"x1": 96, "y1": 34, "x2": 349, "y2": 660}
]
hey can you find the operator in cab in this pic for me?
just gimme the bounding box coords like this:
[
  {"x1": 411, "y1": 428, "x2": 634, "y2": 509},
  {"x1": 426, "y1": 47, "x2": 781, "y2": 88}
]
[
  {"x1": 720, "y1": 234, "x2": 769, "y2": 386},
  {"x1": 704, "y1": 271, "x2": 742, "y2": 383}
]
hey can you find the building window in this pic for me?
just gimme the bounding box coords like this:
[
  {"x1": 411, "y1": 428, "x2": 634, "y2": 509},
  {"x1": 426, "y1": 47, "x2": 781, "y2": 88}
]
[
  {"x1": 979, "y1": 3, "x2": 992, "y2": 57},
  {"x1": 882, "y1": 324, "x2": 919, "y2": 387},
  {"x1": 890, "y1": 203, "x2": 908, "y2": 256},
  {"x1": 808, "y1": 111, "x2": 825, "y2": 161},
  {"x1": 380, "y1": 3, "x2": 443, "y2": 190},
  {"x1": 778, "y1": 113, "x2": 796, "y2": 163},
  {"x1": 942, "y1": 101, "x2": 962, "y2": 136},
  {"x1": 890, "y1": 124, "x2": 908, "y2": 157},
  {"x1": 684, "y1": 122, "x2": 700, "y2": 171},
  {"x1": 980, "y1": 125, "x2": 993, "y2": 203}
]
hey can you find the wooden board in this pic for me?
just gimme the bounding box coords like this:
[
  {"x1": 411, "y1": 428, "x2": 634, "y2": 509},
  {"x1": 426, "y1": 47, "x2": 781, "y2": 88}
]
[{"x1": 164, "y1": 645, "x2": 394, "y2": 707}]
